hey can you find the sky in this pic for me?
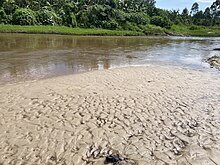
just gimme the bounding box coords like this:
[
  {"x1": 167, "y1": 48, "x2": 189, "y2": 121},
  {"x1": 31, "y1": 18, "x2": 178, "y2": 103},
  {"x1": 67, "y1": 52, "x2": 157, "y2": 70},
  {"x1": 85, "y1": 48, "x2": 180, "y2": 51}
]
[{"x1": 156, "y1": 0, "x2": 215, "y2": 11}]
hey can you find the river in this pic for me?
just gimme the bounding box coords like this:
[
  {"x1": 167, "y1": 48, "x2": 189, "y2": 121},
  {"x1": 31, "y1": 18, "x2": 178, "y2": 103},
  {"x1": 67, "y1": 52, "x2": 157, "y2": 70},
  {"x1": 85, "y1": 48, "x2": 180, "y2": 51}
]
[{"x1": 0, "y1": 33, "x2": 219, "y2": 84}]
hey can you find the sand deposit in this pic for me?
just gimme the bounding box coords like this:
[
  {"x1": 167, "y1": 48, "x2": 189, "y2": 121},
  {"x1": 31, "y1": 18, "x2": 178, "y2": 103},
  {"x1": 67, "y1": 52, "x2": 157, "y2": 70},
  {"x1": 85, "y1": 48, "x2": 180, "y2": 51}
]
[{"x1": 0, "y1": 65, "x2": 220, "y2": 165}]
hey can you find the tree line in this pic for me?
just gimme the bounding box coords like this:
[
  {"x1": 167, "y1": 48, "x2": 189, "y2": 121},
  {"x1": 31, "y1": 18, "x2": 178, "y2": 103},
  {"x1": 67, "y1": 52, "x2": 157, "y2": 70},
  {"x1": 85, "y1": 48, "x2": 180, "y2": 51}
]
[{"x1": 0, "y1": 0, "x2": 220, "y2": 31}]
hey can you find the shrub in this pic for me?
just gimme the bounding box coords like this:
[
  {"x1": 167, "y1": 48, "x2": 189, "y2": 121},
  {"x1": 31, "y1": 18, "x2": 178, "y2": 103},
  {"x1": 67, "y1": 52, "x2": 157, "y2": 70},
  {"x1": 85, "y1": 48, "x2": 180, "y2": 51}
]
[
  {"x1": 151, "y1": 16, "x2": 172, "y2": 29},
  {"x1": 113, "y1": 10, "x2": 129, "y2": 23},
  {"x1": 12, "y1": 8, "x2": 36, "y2": 25},
  {"x1": 76, "y1": 10, "x2": 89, "y2": 27},
  {"x1": 68, "y1": 13, "x2": 77, "y2": 27},
  {"x1": 0, "y1": 9, "x2": 7, "y2": 23},
  {"x1": 37, "y1": 9, "x2": 60, "y2": 25},
  {"x1": 189, "y1": 25, "x2": 199, "y2": 30},
  {"x1": 129, "y1": 13, "x2": 150, "y2": 25},
  {"x1": 139, "y1": 24, "x2": 165, "y2": 35},
  {"x1": 60, "y1": 2, "x2": 77, "y2": 27},
  {"x1": 120, "y1": 21, "x2": 141, "y2": 31},
  {"x1": 2, "y1": 1, "x2": 18, "y2": 15},
  {"x1": 77, "y1": 5, "x2": 113, "y2": 28},
  {"x1": 103, "y1": 19, "x2": 119, "y2": 30},
  {"x1": 62, "y1": 12, "x2": 77, "y2": 27}
]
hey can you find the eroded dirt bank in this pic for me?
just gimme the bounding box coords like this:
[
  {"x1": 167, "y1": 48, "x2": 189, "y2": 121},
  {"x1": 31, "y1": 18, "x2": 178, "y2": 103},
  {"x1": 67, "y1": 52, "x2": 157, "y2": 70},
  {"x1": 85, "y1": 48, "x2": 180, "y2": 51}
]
[{"x1": 0, "y1": 66, "x2": 220, "y2": 165}]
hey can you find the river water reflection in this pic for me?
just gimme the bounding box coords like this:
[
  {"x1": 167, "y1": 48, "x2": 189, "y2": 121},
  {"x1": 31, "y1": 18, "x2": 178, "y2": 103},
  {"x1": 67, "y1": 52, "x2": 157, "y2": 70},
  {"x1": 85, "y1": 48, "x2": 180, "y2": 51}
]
[{"x1": 0, "y1": 33, "x2": 219, "y2": 84}]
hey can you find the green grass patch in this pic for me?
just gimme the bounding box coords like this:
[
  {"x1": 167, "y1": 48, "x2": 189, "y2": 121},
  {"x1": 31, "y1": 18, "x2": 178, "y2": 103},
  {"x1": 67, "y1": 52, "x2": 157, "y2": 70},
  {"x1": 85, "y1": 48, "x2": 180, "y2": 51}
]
[
  {"x1": 1, "y1": 24, "x2": 220, "y2": 37},
  {"x1": 0, "y1": 25, "x2": 145, "y2": 36},
  {"x1": 170, "y1": 25, "x2": 220, "y2": 37},
  {"x1": 139, "y1": 24, "x2": 166, "y2": 35}
]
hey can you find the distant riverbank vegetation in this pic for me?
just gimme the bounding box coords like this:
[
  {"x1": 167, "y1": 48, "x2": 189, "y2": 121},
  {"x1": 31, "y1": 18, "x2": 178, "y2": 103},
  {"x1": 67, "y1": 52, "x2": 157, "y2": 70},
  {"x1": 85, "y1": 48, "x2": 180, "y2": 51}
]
[
  {"x1": 1, "y1": 0, "x2": 220, "y2": 36},
  {"x1": 0, "y1": 25, "x2": 145, "y2": 36}
]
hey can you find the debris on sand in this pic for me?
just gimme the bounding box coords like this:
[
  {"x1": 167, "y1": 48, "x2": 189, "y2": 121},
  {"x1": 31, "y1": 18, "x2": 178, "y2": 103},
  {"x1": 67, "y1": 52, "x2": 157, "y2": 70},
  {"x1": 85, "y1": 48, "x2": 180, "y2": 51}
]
[
  {"x1": 104, "y1": 154, "x2": 137, "y2": 165},
  {"x1": 213, "y1": 48, "x2": 220, "y2": 51},
  {"x1": 207, "y1": 55, "x2": 220, "y2": 70}
]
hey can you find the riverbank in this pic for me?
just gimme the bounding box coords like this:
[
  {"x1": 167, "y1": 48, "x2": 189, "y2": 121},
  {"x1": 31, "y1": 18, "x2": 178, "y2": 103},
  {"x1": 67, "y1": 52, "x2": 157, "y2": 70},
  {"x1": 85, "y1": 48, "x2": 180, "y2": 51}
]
[
  {"x1": 169, "y1": 25, "x2": 220, "y2": 37},
  {"x1": 0, "y1": 25, "x2": 144, "y2": 36},
  {"x1": 0, "y1": 24, "x2": 220, "y2": 37},
  {"x1": 0, "y1": 65, "x2": 220, "y2": 164}
]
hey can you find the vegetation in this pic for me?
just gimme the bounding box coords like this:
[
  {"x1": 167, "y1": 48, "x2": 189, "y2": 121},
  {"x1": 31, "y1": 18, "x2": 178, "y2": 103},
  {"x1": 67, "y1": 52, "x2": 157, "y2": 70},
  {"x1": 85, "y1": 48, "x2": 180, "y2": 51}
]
[
  {"x1": 0, "y1": 24, "x2": 145, "y2": 36},
  {"x1": 168, "y1": 25, "x2": 220, "y2": 37},
  {"x1": 0, "y1": 0, "x2": 220, "y2": 36}
]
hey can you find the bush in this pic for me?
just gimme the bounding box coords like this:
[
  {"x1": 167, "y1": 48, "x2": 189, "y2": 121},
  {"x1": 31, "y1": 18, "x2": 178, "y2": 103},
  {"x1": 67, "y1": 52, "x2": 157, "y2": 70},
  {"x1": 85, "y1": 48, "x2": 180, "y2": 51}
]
[
  {"x1": 0, "y1": 0, "x2": 5, "y2": 8},
  {"x1": 68, "y1": 13, "x2": 77, "y2": 27},
  {"x1": 77, "y1": 5, "x2": 106, "y2": 28},
  {"x1": 76, "y1": 10, "x2": 89, "y2": 27},
  {"x1": 200, "y1": 19, "x2": 212, "y2": 26},
  {"x1": 129, "y1": 13, "x2": 150, "y2": 25},
  {"x1": 0, "y1": 9, "x2": 7, "y2": 23},
  {"x1": 77, "y1": 5, "x2": 114, "y2": 28},
  {"x1": 62, "y1": 13, "x2": 77, "y2": 27},
  {"x1": 113, "y1": 10, "x2": 129, "y2": 23},
  {"x1": 139, "y1": 24, "x2": 165, "y2": 35},
  {"x1": 189, "y1": 25, "x2": 199, "y2": 30},
  {"x1": 12, "y1": 8, "x2": 36, "y2": 25},
  {"x1": 103, "y1": 19, "x2": 119, "y2": 30},
  {"x1": 2, "y1": 1, "x2": 18, "y2": 15},
  {"x1": 37, "y1": 9, "x2": 61, "y2": 25},
  {"x1": 60, "y1": 2, "x2": 77, "y2": 27},
  {"x1": 120, "y1": 21, "x2": 141, "y2": 31},
  {"x1": 151, "y1": 16, "x2": 172, "y2": 29}
]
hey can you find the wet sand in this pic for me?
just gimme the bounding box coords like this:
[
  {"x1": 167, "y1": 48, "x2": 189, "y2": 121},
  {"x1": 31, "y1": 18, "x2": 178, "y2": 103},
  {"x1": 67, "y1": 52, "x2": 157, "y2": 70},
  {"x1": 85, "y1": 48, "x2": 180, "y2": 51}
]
[{"x1": 0, "y1": 65, "x2": 220, "y2": 165}]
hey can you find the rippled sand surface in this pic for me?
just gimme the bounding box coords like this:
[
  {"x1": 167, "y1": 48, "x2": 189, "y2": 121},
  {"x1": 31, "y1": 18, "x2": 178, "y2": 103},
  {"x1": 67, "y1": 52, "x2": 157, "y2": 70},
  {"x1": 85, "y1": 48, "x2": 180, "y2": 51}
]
[{"x1": 0, "y1": 66, "x2": 220, "y2": 165}]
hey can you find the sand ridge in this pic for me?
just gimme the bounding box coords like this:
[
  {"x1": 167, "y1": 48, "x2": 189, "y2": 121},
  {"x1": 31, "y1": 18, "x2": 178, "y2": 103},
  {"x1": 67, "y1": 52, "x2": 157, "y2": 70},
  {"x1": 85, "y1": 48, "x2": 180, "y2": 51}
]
[{"x1": 0, "y1": 66, "x2": 220, "y2": 165}]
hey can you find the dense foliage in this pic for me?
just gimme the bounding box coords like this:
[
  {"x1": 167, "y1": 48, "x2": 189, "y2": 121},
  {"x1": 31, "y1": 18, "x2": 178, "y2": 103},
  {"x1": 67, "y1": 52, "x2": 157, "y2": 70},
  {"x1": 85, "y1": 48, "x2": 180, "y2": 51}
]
[{"x1": 0, "y1": 0, "x2": 220, "y2": 31}]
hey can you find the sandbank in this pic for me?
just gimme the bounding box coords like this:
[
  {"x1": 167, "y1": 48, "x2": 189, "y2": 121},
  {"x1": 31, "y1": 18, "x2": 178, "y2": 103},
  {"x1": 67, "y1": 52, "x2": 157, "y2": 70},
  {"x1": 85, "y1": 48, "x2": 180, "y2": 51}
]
[{"x1": 0, "y1": 66, "x2": 220, "y2": 164}]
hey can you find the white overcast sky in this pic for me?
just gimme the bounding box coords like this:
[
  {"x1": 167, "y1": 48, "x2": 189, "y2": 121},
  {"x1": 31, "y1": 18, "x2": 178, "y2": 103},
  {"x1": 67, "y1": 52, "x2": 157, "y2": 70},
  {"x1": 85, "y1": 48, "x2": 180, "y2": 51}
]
[{"x1": 156, "y1": 0, "x2": 215, "y2": 11}]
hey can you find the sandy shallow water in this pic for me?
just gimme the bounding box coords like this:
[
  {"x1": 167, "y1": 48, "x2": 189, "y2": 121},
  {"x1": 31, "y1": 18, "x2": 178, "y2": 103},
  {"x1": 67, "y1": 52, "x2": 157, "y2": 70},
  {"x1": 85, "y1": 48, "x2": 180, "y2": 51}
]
[{"x1": 0, "y1": 65, "x2": 220, "y2": 165}]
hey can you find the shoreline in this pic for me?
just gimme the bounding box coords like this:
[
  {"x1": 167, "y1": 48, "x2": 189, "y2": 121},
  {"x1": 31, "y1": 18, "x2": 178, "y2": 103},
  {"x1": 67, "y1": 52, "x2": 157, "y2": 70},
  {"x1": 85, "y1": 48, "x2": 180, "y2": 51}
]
[
  {"x1": 1, "y1": 25, "x2": 220, "y2": 37},
  {"x1": 1, "y1": 63, "x2": 218, "y2": 88},
  {"x1": 0, "y1": 25, "x2": 145, "y2": 36},
  {"x1": 0, "y1": 65, "x2": 220, "y2": 164}
]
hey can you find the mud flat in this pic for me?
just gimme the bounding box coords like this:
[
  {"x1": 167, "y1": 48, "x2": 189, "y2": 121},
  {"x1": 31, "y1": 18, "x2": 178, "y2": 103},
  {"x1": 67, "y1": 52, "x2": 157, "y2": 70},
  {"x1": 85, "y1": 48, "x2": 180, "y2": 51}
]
[{"x1": 0, "y1": 65, "x2": 220, "y2": 165}]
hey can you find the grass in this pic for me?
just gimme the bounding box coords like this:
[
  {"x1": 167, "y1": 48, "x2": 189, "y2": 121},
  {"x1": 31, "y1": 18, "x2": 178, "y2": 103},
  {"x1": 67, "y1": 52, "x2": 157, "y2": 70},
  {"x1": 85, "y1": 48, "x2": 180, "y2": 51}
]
[
  {"x1": 0, "y1": 24, "x2": 144, "y2": 36},
  {"x1": 139, "y1": 24, "x2": 166, "y2": 35},
  {"x1": 169, "y1": 25, "x2": 220, "y2": 37},
  {"x1": 0, "y1": 24, "x2": 220, "y2": 37}
]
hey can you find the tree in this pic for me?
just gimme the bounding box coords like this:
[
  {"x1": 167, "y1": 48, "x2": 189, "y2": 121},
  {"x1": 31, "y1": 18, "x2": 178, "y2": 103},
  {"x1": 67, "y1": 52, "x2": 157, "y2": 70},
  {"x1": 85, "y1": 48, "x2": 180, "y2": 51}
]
[
  {"x1": 193, "y1": 10, "x2": 204, "y2": 25},
  {"x1": 0, "y1": 0, "x2": 220, "y2": 29},
  {"x1": 181, "y1": 8, "x2": 191, "y2": 25},
  {"x1": 36, "y1": 9, "x2": 61, "y2": 25},
  {"x1": 2, "y1": 0, "x2": 18, "y2": 15},
  {"x1": 129, "y1": 12, "x2": 150, "y2": 25},
  {"x1": 0, "y1": 9, "x2": 7, "y2": 23},
  {"x1": 182, "y1": 8, "x2": 189, "y2": 16},
  {"x1": 204, "y1": 7, "x2": 212, "y2": 19},
  {"x1": 60, "y1": 2, "x2": 77, "y2": 27},
  {"x1": 150, "y1": 16, "x2": 172, "y2": 29},
  {"x1": 0, "y1": 0, "x2": 6, "y2": 8},
  {"x1": 191, "y1": 2, "x2": 199, "y2": 15},
  {"x1": 168, "y1": 9, "x2": 182, "y2": 24},
  {"x1": 14, "y1": 0, "x2": 32, "y2": 8},
  {"x1": 210, "y1": 0, "x2": 220, "y2": 18},
  {"x1": 12, "y1": 8, "x2": 37, "y2": 25}
]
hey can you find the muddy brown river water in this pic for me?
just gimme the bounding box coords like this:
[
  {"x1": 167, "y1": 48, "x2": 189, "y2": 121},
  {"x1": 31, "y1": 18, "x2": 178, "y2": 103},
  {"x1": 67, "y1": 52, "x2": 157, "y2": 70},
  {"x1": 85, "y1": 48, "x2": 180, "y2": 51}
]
[{"x1": 0, "y1": 33, "x2": 220, "y2": 84}]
